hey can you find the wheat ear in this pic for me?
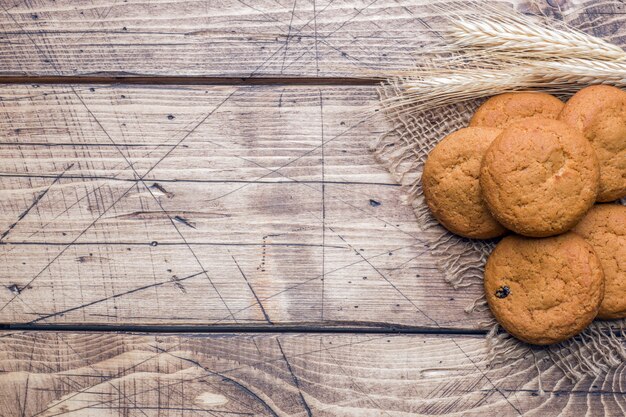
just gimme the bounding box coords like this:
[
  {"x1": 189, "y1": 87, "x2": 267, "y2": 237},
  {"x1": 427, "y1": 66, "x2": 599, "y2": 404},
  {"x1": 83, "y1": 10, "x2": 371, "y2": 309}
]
[
  {"x1": 448, "y1": 17, "x2": 626, "y2": 61},
  {"x1": 380, "y1": 55, "x2": 626, "y2": 114},
  {"x1": 536, "y1": 58, "x2": 626, "y2": 85},
  {"x1": 432, "y1": 1, "x2": 626, "y2": 61},
  {"x1": 381, "y1": 69, "x2": 530, "y2": 113}
]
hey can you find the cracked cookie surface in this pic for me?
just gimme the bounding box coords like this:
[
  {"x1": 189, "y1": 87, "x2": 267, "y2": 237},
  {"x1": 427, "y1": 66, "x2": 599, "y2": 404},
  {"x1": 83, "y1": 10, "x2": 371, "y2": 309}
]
[
  {"x1": 484, "y1": 233, "x2": 605, "y2": 345},
  {"x1": 558, "y1": 85, "x2": 626, "y2": 202},
  {"x1": 573, "y1": 204, "x2": 626, "y2": 320},
  {"x1": 422, "y1": 127, "x2": 507, "y2": 239},
  {"x1": 480, "y1": 118, "x2": 599, "y2": 237},
  {"x1": 469, "y1": 92, "x2": 564, "y2": 129}
]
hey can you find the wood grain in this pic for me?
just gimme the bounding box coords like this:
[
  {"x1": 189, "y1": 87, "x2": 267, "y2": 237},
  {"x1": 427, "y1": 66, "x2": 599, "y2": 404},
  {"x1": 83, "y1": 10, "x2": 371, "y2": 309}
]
[
  {"x1": 0, "y1": 83, "x2": 486, "y2": 328},
  {"x1": 1, "y1": 331, "x2": 624, "y2": 417},
  {"x1": 0, "y1": 0, "x2": 623, "y2": 79}
]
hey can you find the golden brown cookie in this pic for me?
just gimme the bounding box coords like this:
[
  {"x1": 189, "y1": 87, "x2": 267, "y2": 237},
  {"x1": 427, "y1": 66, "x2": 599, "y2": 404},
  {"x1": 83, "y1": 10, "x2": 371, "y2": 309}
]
[
  {"x1": 484, "y1": 233, "x2": 605, "y2": 345},
  {"x1": 573, "y1": 204, "x2": 626, "y2": 320},
  {"x1": 480, "y1": 118, "x2": 599, "y2": 237},
  {"x1": 470, "y1": 92, "x2": 564, "y2": 128},
  {"x1": 422, "y1": 127, "x2": 507, "y2": 239},
  {"x1": 558, "y1": 85, "x2": 626, "y2": 202}
]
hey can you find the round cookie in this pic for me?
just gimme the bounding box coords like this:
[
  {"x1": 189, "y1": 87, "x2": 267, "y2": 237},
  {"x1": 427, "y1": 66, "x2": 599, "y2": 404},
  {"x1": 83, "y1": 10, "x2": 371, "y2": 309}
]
[
  {"x1": 573, "y1": 204, "x2": 626, "y2": 319},
  {"x1": 470, "y1": 92, "x2": 564, "y2": 128},
  {"x1": 484, "y1": 233, "x2": 605, "y2": 345},
  {"x1": 422, "y1": 127, "x2": 507, "y2": 239},
  {"x1": 480, "y1": 118, "x2": 600, "y2": 237},
  {"x1": 558, "y1": 85, "x2": 626, "y2": 202}
]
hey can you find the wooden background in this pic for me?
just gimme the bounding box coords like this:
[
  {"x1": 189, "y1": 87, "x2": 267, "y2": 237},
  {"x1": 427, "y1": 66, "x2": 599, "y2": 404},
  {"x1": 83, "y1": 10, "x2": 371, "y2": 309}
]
[{"x1": 0, "y1": 0, "x2": 624, "y2": 415}]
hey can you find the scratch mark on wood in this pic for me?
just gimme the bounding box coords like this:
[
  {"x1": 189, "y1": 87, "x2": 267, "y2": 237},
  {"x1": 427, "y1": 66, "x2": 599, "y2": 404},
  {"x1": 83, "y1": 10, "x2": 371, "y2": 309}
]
[
  {"x1": 210, "y1": 244, "x2": 417, "y2": 325},
  {"x1": 323, "y1": 0, "x2": 379, "y2": 37},
  {"x1": 319, "y1": 89, "x2": 326, "y2": 321},
  {"x1": 154, "y1": 347, "x2": 281, "y2": 417},
  {"x1": 146, "y1": 188, "x2": 238, "y2": 320},
  {"x1": 313, "y1": 0, "x2": 320, "y2": 75},
  {"x1": 0, "y1": 182, "x2": 139, "y2": 314},
  {"x1": 315, "y1": 230, "x2": 521, "y2": 417},
  {"x1": 56, "y1": 339, "x2": 152, "y2": 417},
  {"x1": 76, "y1": 254, "x2": 110, "y2": 264},
  {"x1": 280, "y1": 0, "x2": 382, "y2": 73},
  {"x1": 455, "y1": 342, "x2": 524, "y2": 416},
  {"x1": 25, "y1": 270, "x2": 207, "y2": 324},
  {"x1": 328, "y1": 226, "x2": 438, "y2": 326},
  {"x1": 149, "y1": 182, "x2": 174, "y2": 198},
  {"x1": 87, "y1": 406, "x2": 251, "y2": 414},
  {"x1": 47, "y1": 335, "x2": 386, "y2": 417},
  {"x1": 204, "y1": 114, "x2": 372, "y2": 204},
  {"x1": 276, "y1": 339, "x2": 313, "y2": 417},
  {"x1": 19, "y1": 373, "x2": 29, "y2": 417},
  {"x1": 325, "y1": 345, "x2": 393, "y2": 417},
  {"x1": 111, "y1": 211, "x2": 228, "y2": 221},
  {"x1": 173, "y1": 215, "x2": 197, "y2": 229},
  {"x1": 244, "y1": 0, "x2": 336, "y2": 78},
  {"x1": 234, "y1": 0, "x2": 287, "y2": 31},
  {"x1": 28, "y1": 342, "x2": 177, "y2": 417},
  {"x1": 2, "y1": 152, "x2": 182, "y2": 252},
  {"x1": 280, "y1": 0, "x2": 298, "y2": 73},
  {"x1": 0, "y1": 12, "x2": 236, "y2": 315},
  {"x1": 68, "y1": 85, "x2": 240, "y2": 321},
  {"x1": 231, "y1": 255, "x2": 272, "y2": 324},
  {"x1": 170, "y1": 275, "x2": 187, "y2": 294},
  {"x1": 0, "y1": 163, "x2": 74, "y2": 242}
]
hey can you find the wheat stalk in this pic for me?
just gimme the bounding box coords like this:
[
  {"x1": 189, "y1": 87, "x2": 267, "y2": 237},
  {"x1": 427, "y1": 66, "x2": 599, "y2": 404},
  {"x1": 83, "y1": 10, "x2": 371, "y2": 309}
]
[
  {"x1": 380, "y1": 55, "x2": 626, "y2": 115},
  {"x1": 433, "y1": 1, "x2": 626, "y2": 61},
  {"x1": 537, "y1": 58, "x2": 626, "y2": 85},
  {"x1": 448, "y1": 17, "x2": 626, "y2": 61},
  {"x1": 379, "y1": 0, "x2": 626, "y2": 116},
  {"x1": 381, "y1": 69, "x2": 530, "y2": 113}
]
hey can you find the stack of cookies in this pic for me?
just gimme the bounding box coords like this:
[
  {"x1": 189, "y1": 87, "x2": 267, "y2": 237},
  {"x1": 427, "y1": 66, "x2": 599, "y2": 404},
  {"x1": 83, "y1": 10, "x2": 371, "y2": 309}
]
[{"x1": 422, "y1": 85, "x2": 626, "y2": 345}]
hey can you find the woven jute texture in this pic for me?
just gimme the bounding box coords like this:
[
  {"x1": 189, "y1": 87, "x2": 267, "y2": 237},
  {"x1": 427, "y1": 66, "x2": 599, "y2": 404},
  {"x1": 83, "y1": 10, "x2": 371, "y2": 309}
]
[{"x1": 374, "y1": 1, "x2": 626, "y2": 382}]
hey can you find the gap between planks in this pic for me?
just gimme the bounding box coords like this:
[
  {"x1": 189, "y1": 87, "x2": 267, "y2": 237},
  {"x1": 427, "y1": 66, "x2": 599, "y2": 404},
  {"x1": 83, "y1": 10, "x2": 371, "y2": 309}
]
[
  {"x1": 0, "y1": 322, "x2": 489, "y2": 335},
  {"x1": 1, "y1": 324, "x2": 623, "y2": 338},
  {"x1": 0, "y1": 75, "x2": 381, "y2": 86}
]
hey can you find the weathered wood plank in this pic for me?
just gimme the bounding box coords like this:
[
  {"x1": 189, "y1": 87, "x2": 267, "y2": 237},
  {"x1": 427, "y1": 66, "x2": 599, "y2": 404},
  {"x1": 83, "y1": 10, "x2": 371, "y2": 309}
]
[
  {"x1": 0, "y1": 0, "x2": 430, "y2": 78},
  {"x1": 0, "y1": 84, "x2": 484, "y2": 328},
  {"x1": 1, "y1": 331, "x2": 624, "y2": 417},
  {"x1": 0, "y1": 0, "x2": 623, "y2": 78}
]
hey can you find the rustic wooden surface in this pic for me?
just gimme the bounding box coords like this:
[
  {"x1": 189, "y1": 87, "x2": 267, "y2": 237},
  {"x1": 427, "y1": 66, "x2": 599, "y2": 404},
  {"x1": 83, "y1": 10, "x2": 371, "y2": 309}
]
[
  {"x1": 0, "y1": 0, "x2": 459, "y2": 78},
  {"x1": 0, "y1": 0, "x2": 624, "y2": 79},
  {"x1": 0, "y1": 0, "x2": 625, "y2": 415},
  {"x1": 0, "y1": 84, "x2": 486, "y2": 329},
  {"x1": 2, "y1": 332, "x2": 626, "y2": 417}
]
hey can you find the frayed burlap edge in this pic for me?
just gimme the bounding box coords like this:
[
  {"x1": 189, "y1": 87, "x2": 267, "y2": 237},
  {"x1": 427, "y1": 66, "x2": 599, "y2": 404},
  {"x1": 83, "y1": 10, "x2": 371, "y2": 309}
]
[{"x1": 374, "y1": 80, "x2": 626, "y2": 383}]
